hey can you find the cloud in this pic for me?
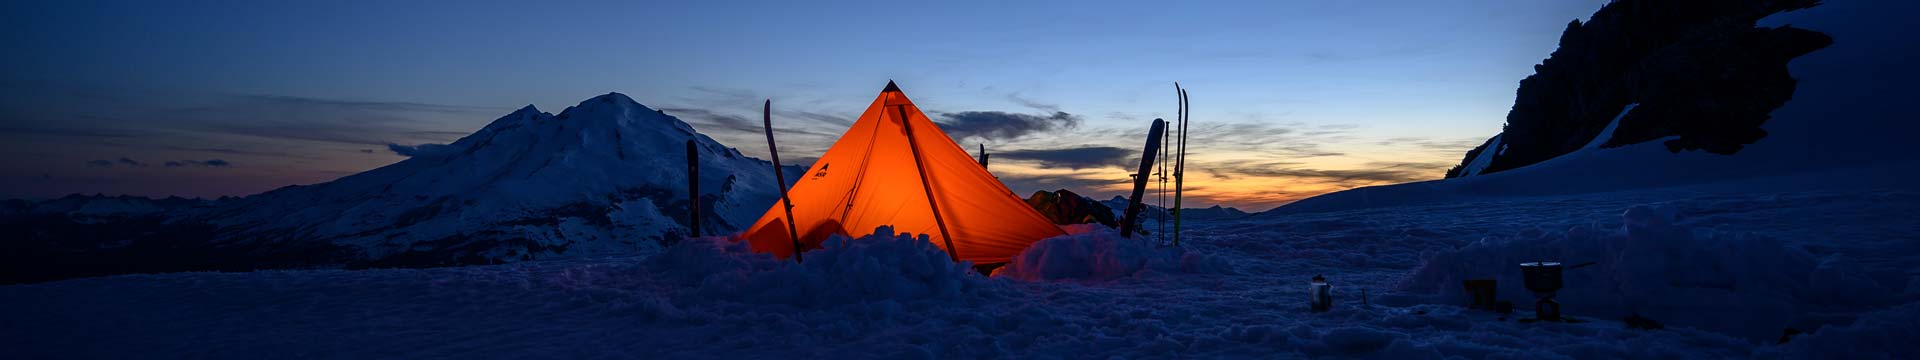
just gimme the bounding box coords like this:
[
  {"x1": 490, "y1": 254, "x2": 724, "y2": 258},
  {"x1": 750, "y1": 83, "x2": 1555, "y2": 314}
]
[
  {"x1": 994, "y1": 146, "x2": 1135, "y2": 170},
  {"x1": 659, "y1": 107, "x2": 839, "y2": 139},
  {"x1": 163, "y1": 159, "x2": 232, "y2": 168},
  {"x1": 82, "y1": 157, "x2": 148, "y2": 167},
  {"x1": 178, "y1": 159, "x2": 225, "y2": 167},
  {"x1": 163, "y1": 94, "x2": 498, "y2": 146},
  {"x1": 935, "y1": 111, "x2": 1082, "y2": 141},
  {"x1": 235, "y1": 95, "x2": 505, "y2": 114},
  {"x1": 1185, "y1": 122, "x2": 1351, "y2": 158},
  {"x1": 150, "y1": 145, "x2": 326, "y2": 160},
  {"x1": 660, "y1": 107, "x2": 756, "y2": 132},
  {"x1": 785, "y1": 109, "x2": 854, "y2": 127},
  {"x1": 1202, "y1": 159, "x2": 1449, "y2": 184},
  {"x1": 387, "y1": 143, "x2": 459, "y2": 158},
  {"x1": 0, "y1": 124, "x2": 147, "y2": 139},
  {"x1": 1007, "y1": 94, "x2": 1062, "y2": 112},
  {"x1": 1378, "y1": 136, "x2": 1486, "y2": 155},
  {"x1": 996, "y1": 172, "x2": 1133, "y2": 198}
]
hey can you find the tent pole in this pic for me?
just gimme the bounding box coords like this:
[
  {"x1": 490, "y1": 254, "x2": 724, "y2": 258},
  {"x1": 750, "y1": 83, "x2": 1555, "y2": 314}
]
[
  {"x1": 686, "y1": 139, "x2": 702, "y2": 238},
  {"x1": 898, "y1": 104, "x2": 961, "y2": 262},
  {"x1": 1120, "y1": 118, "x2": 1168, "y2": 239},
  {"x1": 763, "y1": 99, "x2": 804, "y2": 263}
]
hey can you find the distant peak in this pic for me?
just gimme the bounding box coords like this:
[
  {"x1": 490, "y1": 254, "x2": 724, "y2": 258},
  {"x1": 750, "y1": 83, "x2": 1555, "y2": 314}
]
[
  {"x1": 558, "y1": 92, "x2": 657, "y2": 120},
  {"x1": 586, "y1": 92, "x2": 637, "y2": 105},
  {"x1": 510, "y1": 104, "x2": 542, "y2": 116}
]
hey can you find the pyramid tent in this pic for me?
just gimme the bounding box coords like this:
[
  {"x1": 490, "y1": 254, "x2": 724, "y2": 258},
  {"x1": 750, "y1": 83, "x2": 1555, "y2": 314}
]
[{"x1": 738, "y1": 81, "x2": 1068, "y2": 264}]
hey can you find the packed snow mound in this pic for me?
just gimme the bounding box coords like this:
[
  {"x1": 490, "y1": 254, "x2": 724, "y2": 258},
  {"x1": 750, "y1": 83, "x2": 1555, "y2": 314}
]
[
  {"x1": 994, "y1": 225, "x2": 1232, "y2": 281},
  {"x1": 1757, "y1": 302, "x2": 1920, "y2": 359},
  {"x1": 647, "y1": 226, "x2": 991, "y2": 308},
  {"x1": 1399, "y1": 203, "x2": 1897, "y2": 341}
]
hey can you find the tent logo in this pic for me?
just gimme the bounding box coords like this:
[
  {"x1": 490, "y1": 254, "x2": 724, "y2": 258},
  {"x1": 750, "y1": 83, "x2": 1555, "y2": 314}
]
[{"x1": 813, "y1": 163, "x2": 830, "y2": 178}]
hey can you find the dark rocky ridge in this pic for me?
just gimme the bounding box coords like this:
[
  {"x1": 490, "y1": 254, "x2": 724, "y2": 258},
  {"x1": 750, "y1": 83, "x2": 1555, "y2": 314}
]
[
  {"x1": 1025, "y1": 189, "x2": 1118, "y2": 228},
  {"x1": 1446, "y1": 0, "x2": 1831, "y2": 178}
]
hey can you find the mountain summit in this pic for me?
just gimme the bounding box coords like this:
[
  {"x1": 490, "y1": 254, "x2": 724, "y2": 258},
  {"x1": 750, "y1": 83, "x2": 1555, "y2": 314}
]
[
  {"x1": 0, "y1": 93, "x2": 803, "y2": 280},
  {"x1": 191, "y1": 92, "x2": 794, "y2": 267}
]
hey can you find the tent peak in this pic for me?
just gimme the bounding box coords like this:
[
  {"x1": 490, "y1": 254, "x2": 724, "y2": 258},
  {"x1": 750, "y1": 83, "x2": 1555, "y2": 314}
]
[{"x1": 882, "y1": 80, "x2": 901, "y2": 93}]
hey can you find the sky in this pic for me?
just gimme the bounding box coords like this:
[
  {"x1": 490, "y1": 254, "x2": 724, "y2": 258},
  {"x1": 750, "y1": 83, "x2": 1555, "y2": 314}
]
[{"x1": 0, "y1": 0, "x2": 1611, "y2": 211}]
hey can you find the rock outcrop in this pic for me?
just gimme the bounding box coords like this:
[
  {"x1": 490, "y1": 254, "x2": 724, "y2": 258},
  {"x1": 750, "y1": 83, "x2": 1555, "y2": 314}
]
[
  {"x1": 1024, "y1": 189, "x2": 1119, "y2": 228},
  {"x1": 1446, "y1": 0, "x2": 1832, "y2": 178}
]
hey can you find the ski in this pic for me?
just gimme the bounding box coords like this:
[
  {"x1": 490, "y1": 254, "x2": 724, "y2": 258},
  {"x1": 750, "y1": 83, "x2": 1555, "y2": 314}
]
[
  {"x1": 1120, "y1": 118, "x2": 1168, "y2": 239},
  {"x1": 1167, "y1": 85, "x2": 1182, "y2": 247},
  {"x1": 978, "y1": 143, "x2": 990, "y2": 169},
  {"x1": 686, "y1": 139, "x2": 702, "y2": 238},
  {"x1": 763, "y1": 99, "x2": 804, "y2": 263}
]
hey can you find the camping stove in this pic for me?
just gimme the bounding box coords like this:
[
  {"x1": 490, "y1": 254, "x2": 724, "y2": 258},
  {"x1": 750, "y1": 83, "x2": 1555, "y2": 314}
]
[{"x1": 1520, "y1": 262, "x2": 1564, "y2": 321}]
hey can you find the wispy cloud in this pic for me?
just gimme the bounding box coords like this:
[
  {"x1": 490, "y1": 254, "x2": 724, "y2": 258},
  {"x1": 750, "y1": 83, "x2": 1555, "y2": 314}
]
[
  {"x1": 0, "y1": 124, "x2": 148, "y2": 139},
  {"x1": 1201, "y1": 159, "x2": 1449, "y2": 184},
  {"x1": 386, "y1": 143, "x2": 458, "y2": 158},
  {"x1": 234, "y1": 95, "x2": 506, "y2": 114},
  {"x1": 935, "y1": 111, "x2": 1082, "y2": 141},
  {"x1": 163, "y1": 159, "x2": 232, "y2": 167},
  {"x1": 994, "y1": 146, "x2": 1135, "y2": 170},
  {"x1": 84, "y1": 157, "x2": 147, "y2": 167},
  {"x1": 659, "y1": 107, "x2": 839, "y2": 138},
  {"x1": 166, "y1": 95, "x2": 498, "y2": 146},
  {"x1": 1007, "y1": 93, "x2": 1062, "y2": 112}
]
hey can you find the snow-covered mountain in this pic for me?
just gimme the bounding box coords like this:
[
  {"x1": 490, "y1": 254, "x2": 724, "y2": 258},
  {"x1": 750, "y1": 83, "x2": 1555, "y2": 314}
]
[
  {"x1": 188, "y1": 93, "x2": 796, "y2": 267},
  {"x1": 3, "y1": 93, "x2": 802, "y2": 283}
]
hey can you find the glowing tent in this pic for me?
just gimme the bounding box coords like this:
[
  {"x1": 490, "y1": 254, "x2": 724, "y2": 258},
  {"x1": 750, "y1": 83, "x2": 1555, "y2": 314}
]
[{"x1": 738, "y1": 81, "x2": 1068, "y2": 264}]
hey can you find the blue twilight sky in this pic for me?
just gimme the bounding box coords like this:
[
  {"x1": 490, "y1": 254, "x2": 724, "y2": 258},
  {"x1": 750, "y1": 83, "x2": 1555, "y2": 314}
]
[{"x1": 0, "y1": 0, "x2": 1609, "y2": 209}]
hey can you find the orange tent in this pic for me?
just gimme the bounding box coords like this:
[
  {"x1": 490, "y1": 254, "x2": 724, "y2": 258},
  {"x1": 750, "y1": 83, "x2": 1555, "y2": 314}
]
[{"x1": 738, "y1": 81, "x2": 1068, "y2": 264}]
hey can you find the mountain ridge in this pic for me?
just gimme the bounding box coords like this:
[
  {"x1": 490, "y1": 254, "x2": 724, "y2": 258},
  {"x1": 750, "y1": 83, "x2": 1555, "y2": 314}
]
[{"x1": 2, "y1": 92, "x2": 801, "y2": 283}]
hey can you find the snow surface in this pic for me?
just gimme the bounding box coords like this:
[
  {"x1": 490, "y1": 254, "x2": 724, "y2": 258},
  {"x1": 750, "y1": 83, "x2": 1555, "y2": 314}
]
[
  {"x1": 1579, "y1": 104, "x2": 1638, "y2": 151},
  {"x1": 993, "y1": 224, "x2": 1233, "y2": 281},
  {"x1": 1398, "y1": 201, "x2": 1900, "y2": 341},
  {"x1": 5, "y1": 177, "x2": 1914, "y2": 358},
  {"x1": 1459, "y1": 134, "x2": 1502, "y2": 177}
]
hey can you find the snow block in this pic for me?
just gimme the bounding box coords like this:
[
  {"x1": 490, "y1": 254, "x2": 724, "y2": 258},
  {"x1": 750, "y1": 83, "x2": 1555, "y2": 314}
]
[
  {"x1": 993, "y1": 226, "x2": 1231, "y2": 281},
  {"x1": 1756, "y1": 302, "x2": 1920, "y2": 359},
  {"x1": 645, "y1": 227, "x2": 992, "y2": 308}
]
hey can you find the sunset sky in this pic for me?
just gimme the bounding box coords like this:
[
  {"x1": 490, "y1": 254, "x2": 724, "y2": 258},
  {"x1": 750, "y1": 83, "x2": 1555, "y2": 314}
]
[{"x1": 0, "y1": 0, "x2": 1610, "y2": 211}]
